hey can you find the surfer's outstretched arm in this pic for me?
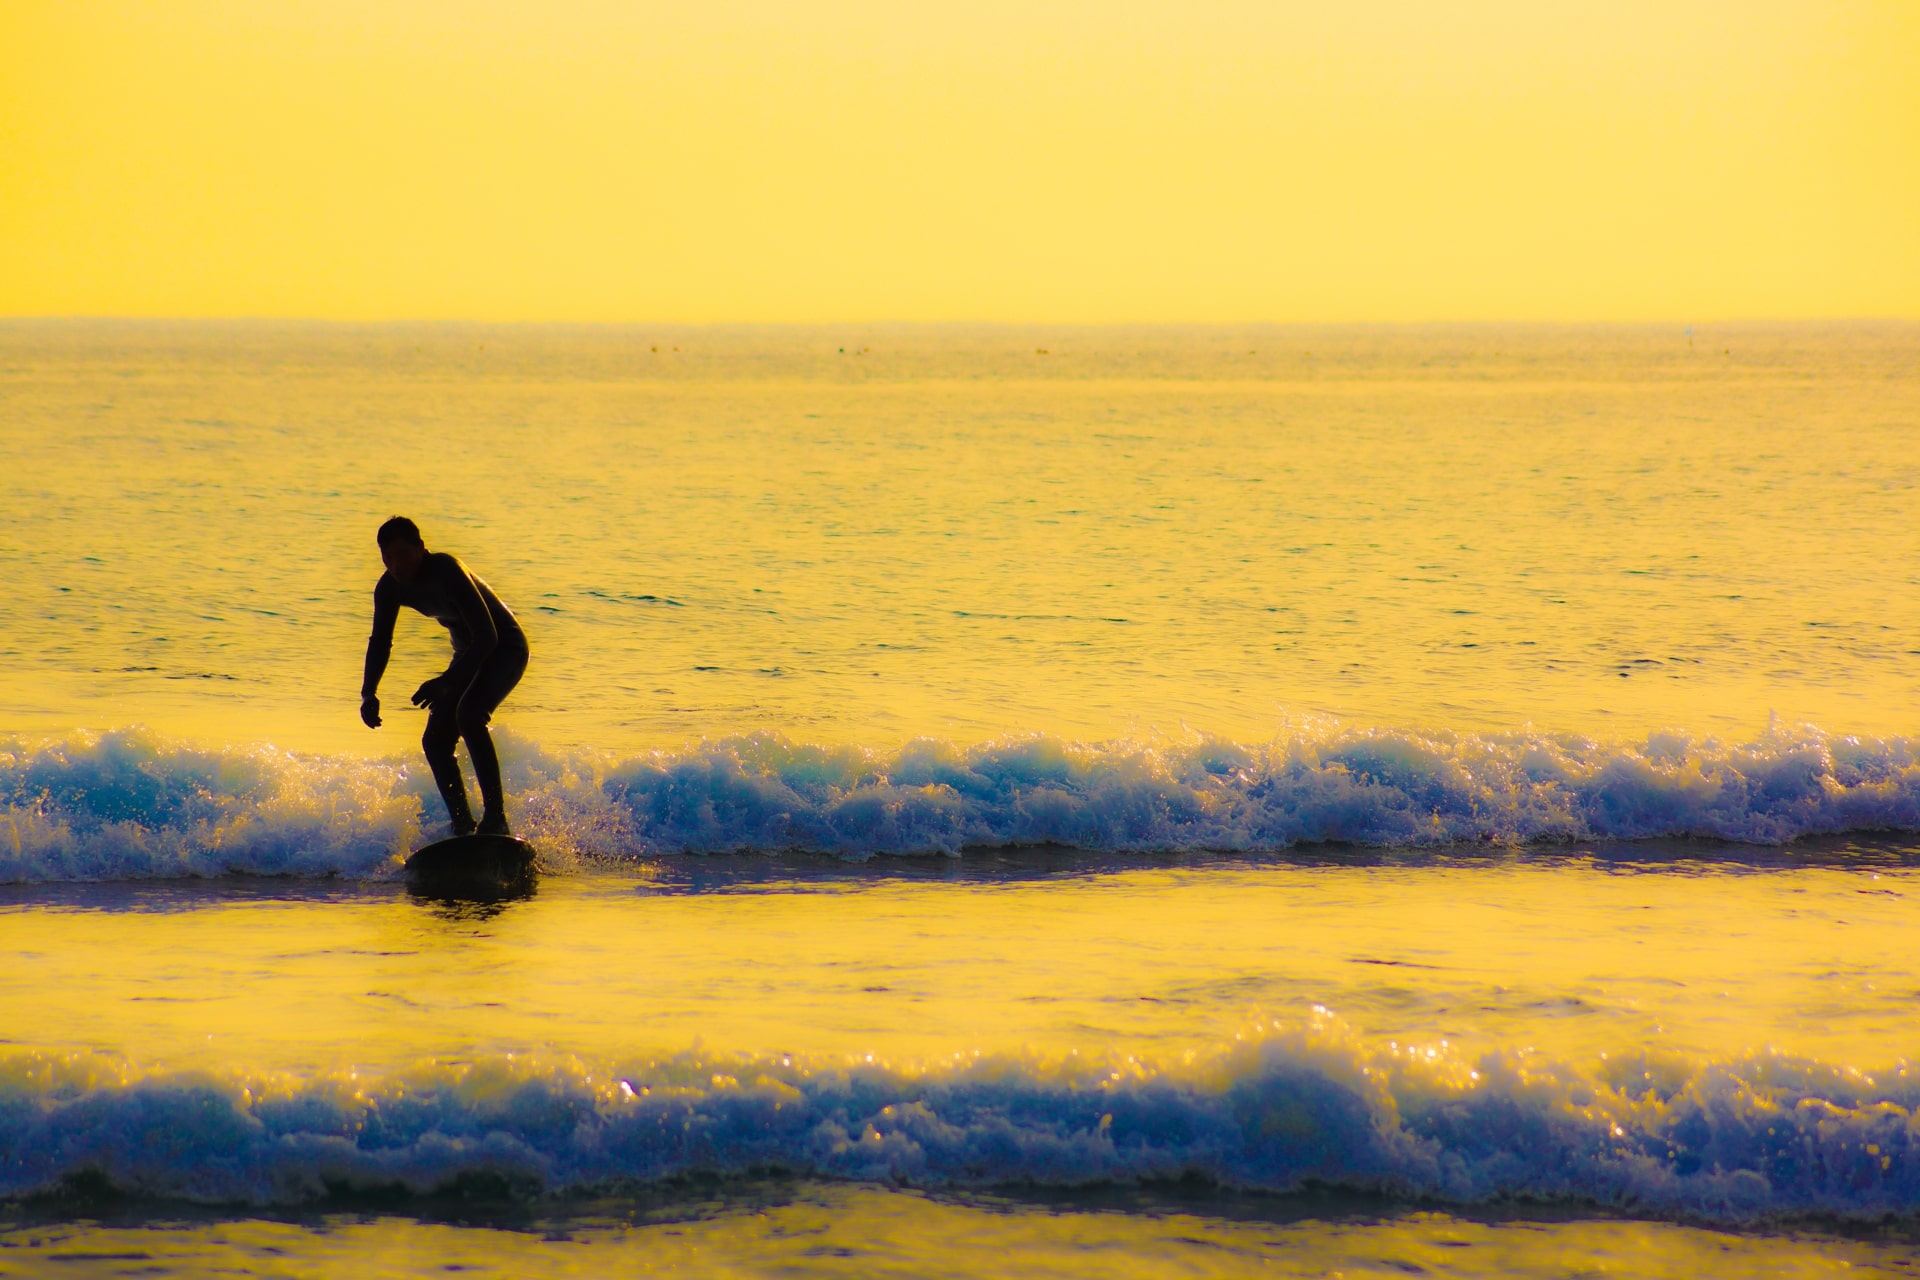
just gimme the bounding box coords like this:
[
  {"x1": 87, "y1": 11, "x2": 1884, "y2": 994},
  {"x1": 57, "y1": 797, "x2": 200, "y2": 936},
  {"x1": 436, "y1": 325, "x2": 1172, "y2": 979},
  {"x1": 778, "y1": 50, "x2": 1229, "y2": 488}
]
[{"x1": 360, "y1": 582, "x2": 399, "y2": 727}]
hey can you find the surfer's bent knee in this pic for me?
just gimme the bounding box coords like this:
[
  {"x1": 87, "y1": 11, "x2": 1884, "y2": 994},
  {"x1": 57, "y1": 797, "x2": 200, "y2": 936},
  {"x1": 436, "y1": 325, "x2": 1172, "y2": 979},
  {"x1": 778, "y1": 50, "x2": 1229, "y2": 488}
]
[
  {"x1": 456, "y1": 698, "x2": 492, "y2": 736},
  {"x1": 422, "y1": 716, "x2": 458, "y2": 758}
]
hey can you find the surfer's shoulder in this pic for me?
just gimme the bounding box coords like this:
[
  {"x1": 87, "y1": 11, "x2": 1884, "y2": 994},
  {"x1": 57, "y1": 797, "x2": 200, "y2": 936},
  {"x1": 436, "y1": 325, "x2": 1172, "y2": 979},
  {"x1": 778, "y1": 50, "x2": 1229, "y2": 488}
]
[
  {"x1": 422, "y1": 551, "x2": 466, "y2": 578},
  {"x1": 373, "y1": 571, "x2": 397, "y2": 601}
]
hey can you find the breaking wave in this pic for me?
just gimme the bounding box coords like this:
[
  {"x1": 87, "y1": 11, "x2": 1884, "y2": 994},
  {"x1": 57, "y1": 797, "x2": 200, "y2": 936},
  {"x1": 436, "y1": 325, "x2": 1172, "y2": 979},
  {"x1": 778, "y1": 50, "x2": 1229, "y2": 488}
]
[
  {"x1": 4, "y1": 721, "x2": 1920, "y2": 881},
  {"x1": 4, "y1": 1018, "x2": 1919, "y2": 1223}
]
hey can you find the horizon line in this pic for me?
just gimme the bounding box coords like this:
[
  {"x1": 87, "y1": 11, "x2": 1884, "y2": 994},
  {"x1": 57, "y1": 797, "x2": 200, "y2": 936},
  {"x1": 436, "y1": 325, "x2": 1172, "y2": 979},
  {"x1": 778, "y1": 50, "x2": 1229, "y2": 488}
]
[{"x1": 4, "y1": 313, "x2": 1917, "y2": 330}]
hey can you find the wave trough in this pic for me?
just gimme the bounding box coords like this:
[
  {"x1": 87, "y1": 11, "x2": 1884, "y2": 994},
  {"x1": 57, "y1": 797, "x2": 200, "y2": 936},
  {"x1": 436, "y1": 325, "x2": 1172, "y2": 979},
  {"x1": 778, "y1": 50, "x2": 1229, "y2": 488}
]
[{"x1": 3, "y1": 722, "x2": 1919, "y2": 881}]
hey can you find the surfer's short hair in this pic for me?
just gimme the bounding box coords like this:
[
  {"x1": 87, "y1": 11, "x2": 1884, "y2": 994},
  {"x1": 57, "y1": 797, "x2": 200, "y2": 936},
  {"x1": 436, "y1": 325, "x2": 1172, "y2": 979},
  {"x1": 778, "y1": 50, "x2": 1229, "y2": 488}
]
[{"x1": 377, "y1": 516, "x2": 424, "y2": 548}]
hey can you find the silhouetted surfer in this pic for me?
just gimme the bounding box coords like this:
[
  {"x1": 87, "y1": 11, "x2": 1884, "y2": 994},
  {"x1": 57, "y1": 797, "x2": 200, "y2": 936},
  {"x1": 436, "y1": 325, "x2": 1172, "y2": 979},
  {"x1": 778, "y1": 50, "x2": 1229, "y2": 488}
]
[{"x1": 360, "y1": 517, "x2": 528, "y2": 837}]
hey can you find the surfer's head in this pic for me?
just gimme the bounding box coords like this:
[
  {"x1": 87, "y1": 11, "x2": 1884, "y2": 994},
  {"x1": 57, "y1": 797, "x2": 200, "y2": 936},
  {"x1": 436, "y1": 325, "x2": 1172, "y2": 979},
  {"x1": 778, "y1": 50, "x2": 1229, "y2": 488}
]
[{"x1": 377, "y1": 516, "x2": 427, "y2": 581}]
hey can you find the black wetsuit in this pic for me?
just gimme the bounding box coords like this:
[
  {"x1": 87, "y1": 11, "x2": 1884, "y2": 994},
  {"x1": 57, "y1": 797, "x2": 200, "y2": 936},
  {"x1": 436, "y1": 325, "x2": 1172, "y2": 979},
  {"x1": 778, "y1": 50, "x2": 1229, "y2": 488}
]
[{"x1": 362, "y1": 552, "x2": 528, "y2": 832}]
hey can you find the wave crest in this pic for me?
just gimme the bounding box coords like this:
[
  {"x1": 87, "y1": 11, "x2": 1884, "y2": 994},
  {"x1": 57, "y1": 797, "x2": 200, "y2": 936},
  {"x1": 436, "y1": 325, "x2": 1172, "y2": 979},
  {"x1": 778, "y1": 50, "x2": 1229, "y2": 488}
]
[
  {"x1": 4, "y1": 721, "x2": 1919, "y2": 880},
  {"x1": 5, "y1": 1021, "x2": 1918, "y2": 1222},
  {"x1": 0, "y1": 730, "x2": 415, "y2": 881}
]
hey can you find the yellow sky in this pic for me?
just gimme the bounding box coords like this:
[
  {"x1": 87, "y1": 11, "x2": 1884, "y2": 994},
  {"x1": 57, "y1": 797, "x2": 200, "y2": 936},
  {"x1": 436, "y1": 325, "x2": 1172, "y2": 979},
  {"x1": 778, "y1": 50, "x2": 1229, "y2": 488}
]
[{"x1": 1, "y1": 0, "x2": 1914, "y2": 323}]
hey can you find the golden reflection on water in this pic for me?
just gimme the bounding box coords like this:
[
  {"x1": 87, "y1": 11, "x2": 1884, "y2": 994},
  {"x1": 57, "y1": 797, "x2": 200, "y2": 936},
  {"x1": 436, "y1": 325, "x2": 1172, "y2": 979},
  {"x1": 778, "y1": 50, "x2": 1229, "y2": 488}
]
[
  {"x1": 1, "y1": 861, "x2": 1913, "y2": 1074},
  {"x1": 2, "y1": 1186, "x2": 1914, "y2": 1279}
]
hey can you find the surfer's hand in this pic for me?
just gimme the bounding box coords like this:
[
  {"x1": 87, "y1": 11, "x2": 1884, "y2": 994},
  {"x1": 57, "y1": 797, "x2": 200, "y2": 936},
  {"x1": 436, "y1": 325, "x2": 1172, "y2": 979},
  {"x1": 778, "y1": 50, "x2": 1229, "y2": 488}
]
[
  {"x1": 411, "y1": 676, "x2": 447, "y2": 709},
  {"x1": 359, "y1": 695, "x2": 381, "y2": 728}
]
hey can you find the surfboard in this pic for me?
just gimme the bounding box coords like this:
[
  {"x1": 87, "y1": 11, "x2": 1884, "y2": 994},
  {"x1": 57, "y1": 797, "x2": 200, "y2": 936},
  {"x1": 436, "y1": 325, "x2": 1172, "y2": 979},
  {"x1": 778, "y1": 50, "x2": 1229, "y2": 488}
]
[{"x1": 404, "y1": 834, "x2": 538, "y2": 897}]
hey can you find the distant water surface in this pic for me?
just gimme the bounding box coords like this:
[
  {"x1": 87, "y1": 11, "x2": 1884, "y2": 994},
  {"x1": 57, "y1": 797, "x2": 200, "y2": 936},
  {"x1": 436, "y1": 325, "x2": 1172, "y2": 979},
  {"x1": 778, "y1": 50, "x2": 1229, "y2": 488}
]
[{"x1": 3, "y1": 321, "x2": 1915, "y2": 755}]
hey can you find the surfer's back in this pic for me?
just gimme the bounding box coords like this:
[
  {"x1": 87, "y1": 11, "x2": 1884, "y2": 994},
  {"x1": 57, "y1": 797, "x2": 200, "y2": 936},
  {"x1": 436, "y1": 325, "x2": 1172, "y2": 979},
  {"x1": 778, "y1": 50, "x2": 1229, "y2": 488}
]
[{"x1": 377, "y1": 552, "x2": 525, "y2": 652}]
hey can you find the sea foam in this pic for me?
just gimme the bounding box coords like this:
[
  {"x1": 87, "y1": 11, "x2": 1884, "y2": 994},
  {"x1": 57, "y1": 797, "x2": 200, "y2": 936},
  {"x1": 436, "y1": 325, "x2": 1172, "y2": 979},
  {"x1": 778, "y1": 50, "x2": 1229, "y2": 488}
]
[
  {"x1": 3, "y1": 722, "x2": 1919, "y2": 881},
  {"x1": 3, "y1": 1018, "x2": 1917, "y2": 1222}
]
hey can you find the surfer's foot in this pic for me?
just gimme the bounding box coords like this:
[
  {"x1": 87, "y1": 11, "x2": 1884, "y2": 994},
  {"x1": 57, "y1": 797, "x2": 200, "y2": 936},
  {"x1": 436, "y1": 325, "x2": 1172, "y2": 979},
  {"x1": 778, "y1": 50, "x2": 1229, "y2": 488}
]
[
  {"x1": 442, "y1": 792, "x2": 477, "y2": 837},
  {"x1": 477, "y1": 812, "x2": 511, "y2": 837}
]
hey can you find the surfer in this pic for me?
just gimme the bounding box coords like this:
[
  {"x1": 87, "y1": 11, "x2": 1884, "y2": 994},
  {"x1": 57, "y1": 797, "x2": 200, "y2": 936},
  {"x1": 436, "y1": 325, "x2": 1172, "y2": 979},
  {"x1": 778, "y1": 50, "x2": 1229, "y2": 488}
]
[{"x1": 359, "y1": 517, "x2": 529, "y2": 837}]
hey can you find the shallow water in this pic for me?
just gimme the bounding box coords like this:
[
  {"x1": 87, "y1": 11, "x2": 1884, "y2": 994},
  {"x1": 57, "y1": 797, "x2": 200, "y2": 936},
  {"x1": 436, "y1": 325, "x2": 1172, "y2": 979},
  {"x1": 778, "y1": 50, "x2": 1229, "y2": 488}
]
[
  {"x1": 4, "y1": 854, "x2": 1918, "y2": 1073},
  {"x1": 5, "y1": 854, "x2": 1920, "y2": 1244},
  {"x1": 7, "y1": 1187, "x2": 1920, "y2": 1279}
]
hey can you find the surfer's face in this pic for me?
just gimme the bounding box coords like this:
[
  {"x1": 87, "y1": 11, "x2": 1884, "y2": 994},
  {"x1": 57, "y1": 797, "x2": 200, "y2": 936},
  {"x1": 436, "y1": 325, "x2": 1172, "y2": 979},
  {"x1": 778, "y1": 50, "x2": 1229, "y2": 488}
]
[{"x1": 380, "y1": 538, "x2": 426, "y2": 582}]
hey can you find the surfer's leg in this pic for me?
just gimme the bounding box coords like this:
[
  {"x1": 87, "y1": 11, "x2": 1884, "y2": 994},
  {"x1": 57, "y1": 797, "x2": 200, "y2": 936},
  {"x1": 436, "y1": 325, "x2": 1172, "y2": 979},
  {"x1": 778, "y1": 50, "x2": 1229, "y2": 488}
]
[
  {"x1": 457, "y1": 646, "x2": 527, "y2": 835},
  {"x1": 422, "y1": 708, "x2": 476, "y2": 835}
]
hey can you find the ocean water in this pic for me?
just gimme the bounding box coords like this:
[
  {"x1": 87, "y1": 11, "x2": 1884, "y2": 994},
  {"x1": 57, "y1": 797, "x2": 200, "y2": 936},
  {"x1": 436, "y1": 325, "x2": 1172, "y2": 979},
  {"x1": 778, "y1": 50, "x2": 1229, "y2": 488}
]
[{"x1": 2, "y1": 320, "x2": 1919, "y2": 1275}]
